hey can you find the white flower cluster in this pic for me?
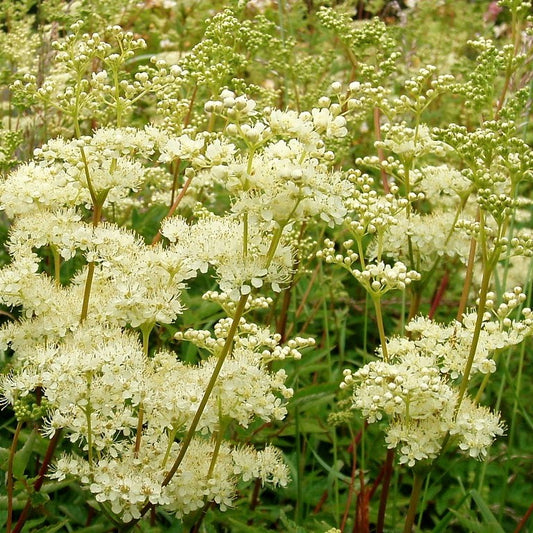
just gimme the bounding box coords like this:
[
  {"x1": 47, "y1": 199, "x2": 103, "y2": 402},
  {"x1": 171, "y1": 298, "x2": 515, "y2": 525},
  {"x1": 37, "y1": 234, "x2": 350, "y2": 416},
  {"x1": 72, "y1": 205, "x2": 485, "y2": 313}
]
[
  {"x1": 341, "y1": 312, "x2": 525, "y2": 465},
  {"x1": 0, "y1": 112, "x2": 319, "y2": 522},
  {"x1": 343, "y1": 172, "x2": 408, "y2": 237},
  {"x1": 0, "y1": 219, "x2": 195, "y2": 349},
  {"x1": 51, "y1": 436, "x2": 288, "y2": 522},
  {"x1": 201, "y1": 89, "x2": 354, "y2": 227},
  {"x1": 162, "y1": 214, "x2": 294, "y2": 299},
  {"x1": 375, "y1": 208, "x2": 473, "y2": 269},
  {"x1": 415, "y1": 165, "x2": 472, "y2": 208},
  {"x1": 352, "y1": 261, "x2": 421, "y2": 295},
  {"x1": 376, "y1": 123, "x2": 448, "y2": 160},
  {"x1": 318, "y1": 239, "x2": 420, "y2": 295},
  {"x1": 176, "y1": 313, "x2": 315, "y2": 363},
  {"x1": 1, "y1": 320, "x2": 294, "y2": 520},
  {"x1": 484, "y1": 286, "x2": 527, "y2": 326},
  {"x1": 0, "y1": 127, "x2": 159, "y2": 216}
]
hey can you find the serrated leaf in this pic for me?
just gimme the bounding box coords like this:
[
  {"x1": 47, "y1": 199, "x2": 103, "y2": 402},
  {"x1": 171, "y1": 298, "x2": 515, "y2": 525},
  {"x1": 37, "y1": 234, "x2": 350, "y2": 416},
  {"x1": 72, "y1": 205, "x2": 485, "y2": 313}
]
[
  {"x1": 0, "y1": 446, "x2": 10, "y2": 470},
  {"x1": 29, "y1": 490, "x2": 50, "y2": 507}
]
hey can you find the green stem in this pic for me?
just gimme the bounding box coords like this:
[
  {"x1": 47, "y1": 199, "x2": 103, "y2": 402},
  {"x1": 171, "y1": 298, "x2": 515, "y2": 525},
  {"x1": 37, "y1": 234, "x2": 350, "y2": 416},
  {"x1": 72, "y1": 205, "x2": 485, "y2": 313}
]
[
  {"x1": 265, "y1": 225, "x2": 285, "y2": 267},
  {"x1": 159, "y1": 293, "x2": 249, "y2": 488},
  {"x1": 356, "y1": 237, "x2": 366, "y2": 269},
  {"x1": 374, "y1": 107, "x2": 389, "y2": 193},
  {"x1": 152, "y1": 169, "x2": 194, "y2": 245},
  {"x1": 6, "y1": 421, "x2": 23, "y2": 533},
  {"x1": 141, "y1": 324, "x2": 153, "y2": 356},
  {"x1": 407, "y1": 287, "x2": 422, "y2": 323},
  {"x1": 403, "y1": 471, "x2": 425, "y2": 533},
  {"x1": 161, "y1": 425, "x2": 179, "y2": 469},
  {"x1": 78, "y1": 147, "x2": 107, "y2": 322},
  {"x1": 207, "y1": 425, "x2": 224, "y2": 480},
  {"x1": 52, "y1": 246, "x2": 61, "y2": 287},
  {"x1": 170, "y1": 158, "x2": 181, "y2": 206},
  {"x1": 85, "y1": 376, "x2": 94, "y2": 466},
  {"x1": 372, "y1": 295, "x2": 388, "y2": 362},
  {"x1": 457, "y1": 208, "x2": 480, "y2": 321},
  {"x1": 294, "y1": 399, "x2": 303, "y2": 524},
  {"x1": 495, "y1": 5, "x2": 519, "y2": 119},
  {"x1": 134, "y1": 403, "x2": 144, "y2": 458},
  {"x1": 474, "y1": 369, "x2": 492, "y2": 404},
  {"x1": 455, "y1": 260, "x2": 493, "y2": 414},
  {"x1": 112, "y1": 66, "x2": 122, "y2": 127},
  {"x1": 80, "y1": 262, "x2": 95, "y2": 322}
]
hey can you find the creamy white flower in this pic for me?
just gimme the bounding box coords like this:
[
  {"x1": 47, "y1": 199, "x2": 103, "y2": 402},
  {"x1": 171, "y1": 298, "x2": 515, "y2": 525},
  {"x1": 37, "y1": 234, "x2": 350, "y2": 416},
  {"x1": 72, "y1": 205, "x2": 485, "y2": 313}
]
[{"x1": 162, "y1": 215, "x2": 294, "y2": 299}]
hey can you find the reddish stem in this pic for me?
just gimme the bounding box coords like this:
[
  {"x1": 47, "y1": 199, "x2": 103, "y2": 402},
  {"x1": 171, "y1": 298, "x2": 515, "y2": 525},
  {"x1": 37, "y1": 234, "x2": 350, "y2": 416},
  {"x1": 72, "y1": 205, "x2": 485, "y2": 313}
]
[
  {"x1": 354, "y1": 469, "x2": 370, "y2": 533},
  {"x1": 12, "y1": 430, "x2": 62, "y2": 533},
  {"x1": 514, "y1": 501, "x2": 533, "y2": 533},
  {"x1": 340, "y1": 434, "x2": 359, "y2": 531},
  {"x1": 375, "y1": 448, "x2": 395, "y2": 533},
  {"x1": 6, "y1": 422, "x2": 23, "y2": 533},
  {"x1": 151, "y1": 171, "x2": 194, "y2": 245},
  {"x1": 429, "y1": 270, "x2": 449, "y2": 320},
  {"x1": 313, "y1": 489, "x2": 329, "y2": 515}
]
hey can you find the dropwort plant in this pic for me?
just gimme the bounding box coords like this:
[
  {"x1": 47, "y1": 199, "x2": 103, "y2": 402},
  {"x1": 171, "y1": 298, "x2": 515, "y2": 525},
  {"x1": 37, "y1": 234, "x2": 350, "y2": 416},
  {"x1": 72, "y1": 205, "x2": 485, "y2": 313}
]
[{"x1": 0, "y1": 1, "x2": 532, "y2": 531}]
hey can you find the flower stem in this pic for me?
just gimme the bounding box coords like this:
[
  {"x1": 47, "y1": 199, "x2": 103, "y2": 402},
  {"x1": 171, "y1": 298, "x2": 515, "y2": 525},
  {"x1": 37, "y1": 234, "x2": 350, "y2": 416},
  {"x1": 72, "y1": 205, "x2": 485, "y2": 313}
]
[
  {"x1": 372, "y1": 295, "x2": 388, "y2": 362},
  {"x1": 455, "y1": 261, "x2": 493, "y2": 414},
  {"x1": 52, "y1": 246, "x2": 61, "y2": 287},
  {"x1": 159, "y1": 294, "x2": 249, "y2": 488},
  {"x1": 265, "y1": 225, "x2": 285, "y2": 267},
  {"x1": 152, "y1": 169, "x2": 194, "y2": 245},
  {"x1": 374, "y1": 107, "x2": 389, "y2": 194},
  {"x1": 376, "y1": 448, "x2": 395, "y2": 533},
  {"x1": 79, "y1": 146, "x2": 107, "y2": 322},
  {"x1": 403, "y1": 470, "x2": 425, "y2": 533},
  {"x1": 80, "y1": 262, "x2": 95, "y2": 322},
  {"x1": 134, "y1": 403, "x2": 144, "y2": 458}
]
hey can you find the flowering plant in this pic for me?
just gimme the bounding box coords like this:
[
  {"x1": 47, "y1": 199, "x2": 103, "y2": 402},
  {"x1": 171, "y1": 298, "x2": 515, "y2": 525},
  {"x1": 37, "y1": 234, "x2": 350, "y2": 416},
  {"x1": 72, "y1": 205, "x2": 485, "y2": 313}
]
[{"x1": 0, "y1": 1, "x2": 532, "y2": 532}]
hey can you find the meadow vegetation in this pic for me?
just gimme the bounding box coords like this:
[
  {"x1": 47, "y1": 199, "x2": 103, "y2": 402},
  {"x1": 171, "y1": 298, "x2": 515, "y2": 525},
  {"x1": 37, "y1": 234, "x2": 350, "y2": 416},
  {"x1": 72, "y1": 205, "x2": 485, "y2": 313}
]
[{"x1": 0, "y1": 0, "x2": 532, "y2": 531}]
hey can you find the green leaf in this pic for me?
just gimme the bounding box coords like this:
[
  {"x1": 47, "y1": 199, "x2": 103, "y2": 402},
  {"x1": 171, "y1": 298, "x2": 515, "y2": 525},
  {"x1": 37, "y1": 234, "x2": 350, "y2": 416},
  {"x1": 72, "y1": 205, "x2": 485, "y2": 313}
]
[
  {"x1": 222, "y1": 516, "x2": 272, "y2": 533},
  {"x1": 131, "y1": 205, "x2": 168, "y2": 242},
  {"x1": 33, "y1": 520, "x2": 69, "y2": 533},
  {"x1": 68, "y1": 526, "x2": 109, "y2": 533},
  {"x1": 12, "y1": 429, "x2": 36, "y2": 479},
  {"x1": 278, "y1": 509, "x2": 308, "y2": 533},
  {"x1": 308, "y1": 447, "x2": 351, "y2": 483},
  {"x1": 0, "y1": 446, "x2": 10, "y2": 470},
  {"x1": 433, "y1": 491, "x2": 470, "y2": 533},
  {"x1": 29, "y1": 490, "x2": 50, "y2": 507},
  {"x1": 470, "y1": 489, "x2": 505, "y2": 533}
]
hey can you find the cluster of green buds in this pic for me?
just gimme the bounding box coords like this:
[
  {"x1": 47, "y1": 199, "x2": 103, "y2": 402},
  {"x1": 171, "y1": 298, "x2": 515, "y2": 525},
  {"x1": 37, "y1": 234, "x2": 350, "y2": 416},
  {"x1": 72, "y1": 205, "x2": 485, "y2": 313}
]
[{"x1": 12, "y1": 392, "x2": 50, "y2": 423}]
